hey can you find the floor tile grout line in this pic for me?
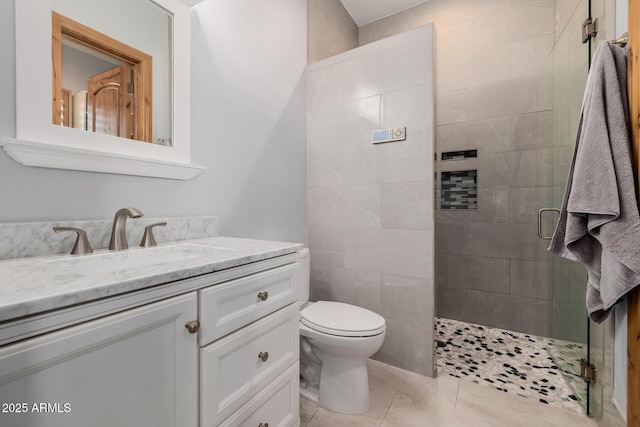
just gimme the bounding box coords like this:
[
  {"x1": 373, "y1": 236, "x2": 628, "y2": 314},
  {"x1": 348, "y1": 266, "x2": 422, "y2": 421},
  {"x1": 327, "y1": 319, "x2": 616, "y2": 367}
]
[{"x1": 378, "y1": 390, "x2": 398, "y2": 426}]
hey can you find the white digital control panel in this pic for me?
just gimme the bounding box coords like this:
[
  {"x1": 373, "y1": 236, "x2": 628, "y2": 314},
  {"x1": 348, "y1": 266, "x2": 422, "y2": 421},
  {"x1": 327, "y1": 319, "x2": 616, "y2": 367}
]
[{"x1": 372, "y1": 127, "x2": 406, "y2": 144}]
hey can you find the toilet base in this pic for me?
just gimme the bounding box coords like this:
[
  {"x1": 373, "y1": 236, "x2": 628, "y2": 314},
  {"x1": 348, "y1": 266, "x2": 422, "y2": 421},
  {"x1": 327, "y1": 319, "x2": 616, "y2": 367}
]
[
  {"x1": 317, "y1": 356, "x2": 370, "y2": 415},
  {"x1": 299, "y1": 362, "x2": 370, "y2": 415}
]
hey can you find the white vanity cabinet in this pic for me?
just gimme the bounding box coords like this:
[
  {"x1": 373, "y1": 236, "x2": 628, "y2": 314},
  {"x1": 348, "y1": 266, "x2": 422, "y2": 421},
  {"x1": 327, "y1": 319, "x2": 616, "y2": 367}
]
[
  {"x1": 0, "y1": 292, "x2": 199, "y2": 427},
  {"x1": 0, "y1": 249, "x2": 301, "y2": 427},
  {"x1": 0, "y1": 246, "x2": 302, "y2": 427}
]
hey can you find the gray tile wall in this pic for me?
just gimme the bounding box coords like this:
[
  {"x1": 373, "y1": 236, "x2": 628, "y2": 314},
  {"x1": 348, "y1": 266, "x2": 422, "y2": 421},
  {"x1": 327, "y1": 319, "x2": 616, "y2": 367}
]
[
  {"x1": 360, "y1": 0, "x2": 590, "y2": 343},
  {"x1": 308, "y1": 0, "x2": 358, "y2": 64},
  {"x1": 306, "y1": 25, "x2": 436, "y2": 376}
]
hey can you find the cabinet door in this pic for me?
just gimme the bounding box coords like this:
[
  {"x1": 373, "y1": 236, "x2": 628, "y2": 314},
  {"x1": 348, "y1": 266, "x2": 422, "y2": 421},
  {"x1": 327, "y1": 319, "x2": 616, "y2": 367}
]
[{"x1": 0, "y1": 293, "x2": 198, "y2": 427}]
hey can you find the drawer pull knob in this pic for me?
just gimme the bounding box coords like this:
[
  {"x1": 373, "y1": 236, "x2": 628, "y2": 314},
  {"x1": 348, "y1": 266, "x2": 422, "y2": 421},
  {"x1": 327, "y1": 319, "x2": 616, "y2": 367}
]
[
  {"x1": 257, "y1": 291, "x2": 269, "y2": 301},
  {"x1": 185, "y1": 320, "x2": 200, "y2": 334},
  {"x1": 258, "y1": 423, "x2": 269, "y2": 427},
  {"x1": 258, "y1": 351, "x2": 269, "y2": 362}
]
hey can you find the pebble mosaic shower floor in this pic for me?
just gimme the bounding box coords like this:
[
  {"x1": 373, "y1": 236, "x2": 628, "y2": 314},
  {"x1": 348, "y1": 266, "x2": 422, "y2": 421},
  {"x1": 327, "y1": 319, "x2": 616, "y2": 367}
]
[{"x1": 436, "y1": 318, "x2": 586, "y2": 414}]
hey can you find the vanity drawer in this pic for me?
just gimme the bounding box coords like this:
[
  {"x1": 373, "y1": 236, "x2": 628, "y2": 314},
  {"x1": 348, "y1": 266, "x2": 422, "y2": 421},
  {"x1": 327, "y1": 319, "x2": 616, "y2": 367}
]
[
  {"x1": 199, "y1": 263, "x2": 298, "y2": 346},
  {"x1": 200, "y1": 303, "x2": 299, "y2": 427},
  {"x1": 219, "y1": 362, "x2": 300, "y2": 427}
]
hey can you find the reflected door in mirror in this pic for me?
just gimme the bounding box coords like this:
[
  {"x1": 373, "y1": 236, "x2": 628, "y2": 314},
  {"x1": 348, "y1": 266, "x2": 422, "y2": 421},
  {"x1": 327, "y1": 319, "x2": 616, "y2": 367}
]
[
  {"x1": 87, "y1": 65, "x2": 133, "y2": 138},
  {"x1": 52, "y1": 12, "x2": 153, "y2": 143}
]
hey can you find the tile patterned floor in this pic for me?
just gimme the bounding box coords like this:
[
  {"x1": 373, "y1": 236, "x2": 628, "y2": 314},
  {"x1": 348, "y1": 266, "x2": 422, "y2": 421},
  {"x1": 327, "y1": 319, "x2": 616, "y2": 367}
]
[
  {"x1": 300, "y1": 359, "x2": 597, "y2": 426},
  {"x1": 435, "y1": 317, "x2": 585, "y2": 413}
]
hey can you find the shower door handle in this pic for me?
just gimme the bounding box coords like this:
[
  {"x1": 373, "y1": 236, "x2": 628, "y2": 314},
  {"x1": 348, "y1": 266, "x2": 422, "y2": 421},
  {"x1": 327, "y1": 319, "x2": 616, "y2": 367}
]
[{"x1": 537, "y1": 208, "x2": 561, "y2": 240}]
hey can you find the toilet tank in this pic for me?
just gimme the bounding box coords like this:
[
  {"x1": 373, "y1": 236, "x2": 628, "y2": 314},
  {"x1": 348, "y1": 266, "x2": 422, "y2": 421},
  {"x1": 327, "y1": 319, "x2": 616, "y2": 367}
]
[{"x1": 297, "y1": 248, "x2": 310, "y2": 306}]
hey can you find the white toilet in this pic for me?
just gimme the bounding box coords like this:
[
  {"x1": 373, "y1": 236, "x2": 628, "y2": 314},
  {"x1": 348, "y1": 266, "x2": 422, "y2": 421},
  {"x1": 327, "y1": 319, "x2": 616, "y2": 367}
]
[{"x1": 296, "y1": 249, "x2": 386, "y2": 415}]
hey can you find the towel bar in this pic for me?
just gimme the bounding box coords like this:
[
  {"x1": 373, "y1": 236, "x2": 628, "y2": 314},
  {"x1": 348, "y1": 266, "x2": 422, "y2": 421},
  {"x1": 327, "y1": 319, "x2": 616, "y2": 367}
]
[{"x1": 612, "y1": 32, "x2": 628, "y2": 47}]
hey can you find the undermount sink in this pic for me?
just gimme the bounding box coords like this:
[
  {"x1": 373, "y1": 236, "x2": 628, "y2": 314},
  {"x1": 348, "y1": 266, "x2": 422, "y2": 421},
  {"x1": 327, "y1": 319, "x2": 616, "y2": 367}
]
[{"x1": 48, "y1": 244, "x2": 236, "y2": 275}]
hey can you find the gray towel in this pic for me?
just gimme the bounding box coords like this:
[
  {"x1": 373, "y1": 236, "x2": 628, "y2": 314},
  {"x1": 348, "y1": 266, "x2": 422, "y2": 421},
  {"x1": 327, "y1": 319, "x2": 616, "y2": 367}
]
[{"x1": 548, "y1": 41, "x2": 640, "y2": 323}]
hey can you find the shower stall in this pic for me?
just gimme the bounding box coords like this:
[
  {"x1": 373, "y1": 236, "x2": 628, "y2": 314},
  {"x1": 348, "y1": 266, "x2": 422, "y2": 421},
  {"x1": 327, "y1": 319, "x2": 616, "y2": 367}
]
[
  {"x1": 307, "y1": 0, "x2": 617, "y2": 418},
  {"x1": 433, "y1": 0, "x2": 609, "y2": 415}
]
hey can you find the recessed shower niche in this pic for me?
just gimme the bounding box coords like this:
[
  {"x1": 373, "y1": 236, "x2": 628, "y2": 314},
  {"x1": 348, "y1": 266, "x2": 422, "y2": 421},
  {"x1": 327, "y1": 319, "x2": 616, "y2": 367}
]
[{"x1": 440, "y1": 170, "x2": 477, "y2": 210}]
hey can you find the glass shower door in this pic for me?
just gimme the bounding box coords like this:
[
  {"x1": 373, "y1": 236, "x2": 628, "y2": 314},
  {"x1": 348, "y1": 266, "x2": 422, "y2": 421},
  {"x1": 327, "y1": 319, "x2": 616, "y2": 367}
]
[{"x1": 543, "y1": 0, "x2": 601, "y2": 415}]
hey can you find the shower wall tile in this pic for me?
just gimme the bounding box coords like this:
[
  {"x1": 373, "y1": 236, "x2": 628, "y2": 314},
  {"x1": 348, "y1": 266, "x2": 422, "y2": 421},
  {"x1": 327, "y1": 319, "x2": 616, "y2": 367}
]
[
  {"x1": 510, "y1": 111, "x2": 553, "y2": 151},
  {"x1": 467, "y1": 77, "x2": 548, "y2": 122},
  {"x1": 308, "y1": 0, "x2": 358, "y2": 64},
  {"x1": 308, "y1": 225, "x2": 345, "y2": 252},
  {"x1": 436, "y1": 286, "x2": 467, "y2": 320},
  {"x1": 309, "y1": 265, "x2": 358, "y2": 303},
  {"x1": 553, "y1": 146, "x2": 575, "y2": 186},
  {"x1": 437, "y1": 253, "x2": 510, "y2": 294},
  {"x1": 344, "y1": 132, "x2": 433, "y2": 185},
  {"x1": 381, "y1": 274, "x2": 433, "y2": 324},
  {"x1": 554, "y1": 0, "x2": 582, "y2": 39},
  {"x1": 436, "y1": 90, "x2": 469, "y2": 126},
  {"x1": 341, "y1": 96, "x2": 383, "y2": 143},
  {"x1": 307, "y1": 186, "x2": 381, "y2": 228},
  {"x1": 436, "y1": 21, "x2": 470, "y2": 60},
  {"x1": 374, "y1": 318, "x2": 434, "y2": 376},
  {"x1": 307, "y1": 146, "x2": 344, "y2": 187},
  {"x1": 382, "y1": 84, "x2": 434, "y2": 135},
  {"x1": 467, "y1": 222, "x2": 546, "y2": 261},
  {"x1": 351, "y1": 271, "x2": 382, "y2": 314},
  {"x1": 379, "y1": 28, "x2": 434, "y2": 93},
  {"x1": 467, "y1": 12, "x2": 511, "y2": 51},
  {"x1": 467, "y1": 117, "x2": 512, "y2": 152},
  {"x1": 509, "y1": 0, "x2": 554, "y2": 42},
  {"x1": 466, "y1": 81, "x2": 514, "y2": 120},
  {"x1": 466, "y1": 45, "x2": 511, "y2": 87},
  {"x1": 380, "y1": 182, "x2": 434, "y2": 230},
  {"x1": 553, "y1": 261, "x2": 587, "y2": 303},
  {"x1": 307, "y1": 96, "x2": 381, "y2": 148},
  {"x1": 510, "y1": 34, "x2": 554, "y2": 79},
  {"x1": 466, "y1": 290, "x2": 548, "y2": 337},
  {"x1": 344, "y1": 228, "x2": 433, "y2": 279},
  {"x1": 476, "y1": 152, "x2": 511, "y2": 188},
  {"x1": 434, "y1": 222, "x2": 467, "y2": 255},
  {"x1": 513, "y1": 75, "x2": 550, "y2": 113},
  {"x1": 307, "y1": 64, "x2": 343, "y2": 113},
  {"x1": 510, "y1": 186, "x2": 549, "y2": 224},
  {"x1": 510, "y1": 259, "x2": 550, "y2": 299},
  {"x1": 342, "y1": 52, "x2": 383, "y2": 102},
  {"x1": 551, "y1": 300, "x2": 589, "y2": 343},
  {"x1": 436, "y1": 55, "x2": 468, "y2": 93},
  {"x1": 308, "y1": 250, "x2": 345, "y2": 268}
]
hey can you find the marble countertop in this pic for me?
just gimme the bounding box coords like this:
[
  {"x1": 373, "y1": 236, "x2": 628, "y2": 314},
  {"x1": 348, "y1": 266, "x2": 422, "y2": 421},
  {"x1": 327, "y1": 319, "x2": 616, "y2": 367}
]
[{"x1": 0, "y1": 236, "x2": 303, "y2": 323}]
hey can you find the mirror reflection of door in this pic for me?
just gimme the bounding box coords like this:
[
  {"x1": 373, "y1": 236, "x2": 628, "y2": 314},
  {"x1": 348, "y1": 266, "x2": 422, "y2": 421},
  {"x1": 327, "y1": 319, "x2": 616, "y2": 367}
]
[
  {"x1": 52, "y1": 12, "x2": 153, "y2": 143},
  {"x1": 86, "y1": 65, "x2": 133, "y2": 139}
]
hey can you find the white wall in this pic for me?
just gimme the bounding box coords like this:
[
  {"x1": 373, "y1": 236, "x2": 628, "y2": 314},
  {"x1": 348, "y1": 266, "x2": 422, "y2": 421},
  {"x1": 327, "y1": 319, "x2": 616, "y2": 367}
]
[{"x1": 0, "y1": 0, "x2": 307, "y2": 245}]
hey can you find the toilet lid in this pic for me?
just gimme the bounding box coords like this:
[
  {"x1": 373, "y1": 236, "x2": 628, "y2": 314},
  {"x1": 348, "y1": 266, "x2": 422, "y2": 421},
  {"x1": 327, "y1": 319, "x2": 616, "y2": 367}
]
[{"x1": 300, "y1": 301, "x2": 386, "y2": 337}]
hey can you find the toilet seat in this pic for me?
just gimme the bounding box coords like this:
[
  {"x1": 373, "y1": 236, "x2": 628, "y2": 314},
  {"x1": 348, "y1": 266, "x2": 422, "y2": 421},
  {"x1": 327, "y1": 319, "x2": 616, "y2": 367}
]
[{"x1": 300, "y1": 301, "x2": 386, "y2": 337}]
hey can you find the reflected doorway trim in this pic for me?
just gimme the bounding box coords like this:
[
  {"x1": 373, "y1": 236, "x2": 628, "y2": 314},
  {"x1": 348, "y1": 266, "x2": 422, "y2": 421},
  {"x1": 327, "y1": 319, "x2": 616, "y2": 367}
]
[{"x1": 51, "y1": 12, "x2": 153, "y2": 143}]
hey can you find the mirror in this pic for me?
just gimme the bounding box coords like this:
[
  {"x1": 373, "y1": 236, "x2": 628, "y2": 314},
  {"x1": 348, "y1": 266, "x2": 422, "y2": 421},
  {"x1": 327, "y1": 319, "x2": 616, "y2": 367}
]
[
  {"x1": 52, "y1": 0, "x2": 173, "y2": 146},
  {"x1": 4, "y1": 0, "x2": 204, "y2": 180}
]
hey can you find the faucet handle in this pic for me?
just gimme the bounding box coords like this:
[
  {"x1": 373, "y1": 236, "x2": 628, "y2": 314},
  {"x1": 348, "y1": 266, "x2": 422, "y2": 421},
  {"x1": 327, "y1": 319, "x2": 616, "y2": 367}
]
[
  {"x1": 140, "y1": 222, "x2": 167, "y2": 247},
  {"x1": 53, "y1": 227, "x2": 93, "y2": 255}
]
